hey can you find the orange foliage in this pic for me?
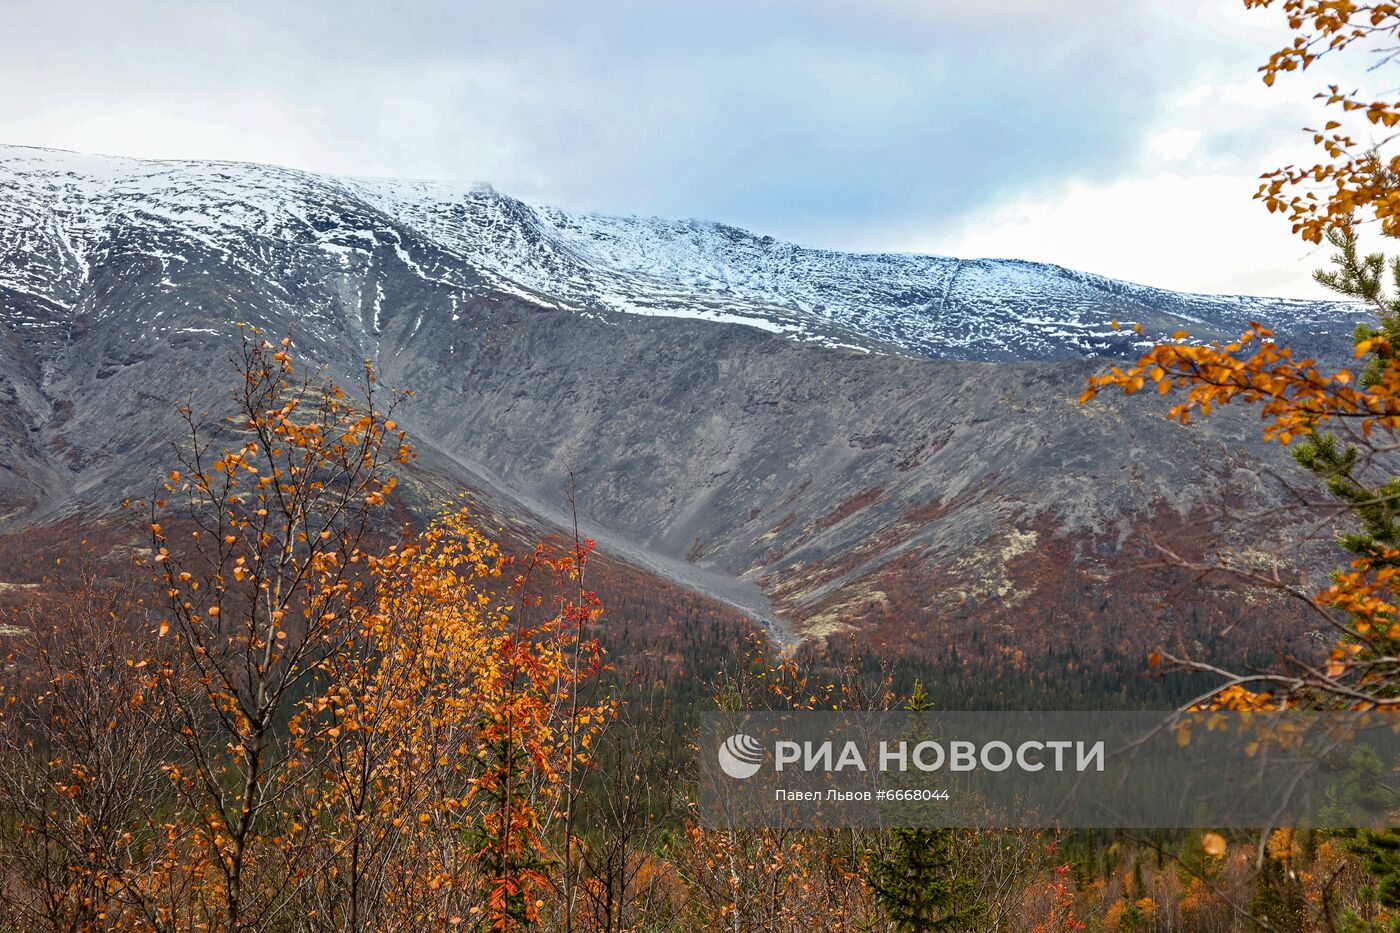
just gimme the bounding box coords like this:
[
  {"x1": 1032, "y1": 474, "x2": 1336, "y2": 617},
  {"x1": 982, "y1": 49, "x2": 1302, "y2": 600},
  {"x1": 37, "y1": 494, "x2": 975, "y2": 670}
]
[
  {"x1": 1081, "y1": 320, "x2": 1400, "y2": 707},
  {"x1": 1078, "y1": 324, "x2": 1370, "y2": 442},
  {"x1": 0, "y1": 331, "x2": 617, "y2": 932},
  {"x1": 294, "y1": 505, "x2": 613, "y2": 931},
  {"x1": 1246, "y1": 1, "x2": 1400, "y2": 241}
]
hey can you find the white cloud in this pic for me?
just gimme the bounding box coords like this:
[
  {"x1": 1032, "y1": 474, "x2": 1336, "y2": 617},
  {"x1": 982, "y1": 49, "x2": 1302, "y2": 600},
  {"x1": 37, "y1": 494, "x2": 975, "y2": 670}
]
[
  {"x1": 912, "y1": 54, "x2": 1364, "y2": 299},
  {"x1": 0, "y1": 0, "x2": 1383, "y2": 299},
  {"x1": 915, "y1": 170, "x2": 1334, "y2": 298},
  {"x1": 1146, "y1": 127, "x2": 1203, "y2": 162}
]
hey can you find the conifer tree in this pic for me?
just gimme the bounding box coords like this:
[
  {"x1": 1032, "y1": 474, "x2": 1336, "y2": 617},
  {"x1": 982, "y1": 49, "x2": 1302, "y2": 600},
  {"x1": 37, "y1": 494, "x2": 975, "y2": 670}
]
[
  {"x1": 1248, "y1": 858, "x2": 1308, "y2": 933},
  {"x1": 862, "y1": 682, "x2": 983, "y2": 932}
]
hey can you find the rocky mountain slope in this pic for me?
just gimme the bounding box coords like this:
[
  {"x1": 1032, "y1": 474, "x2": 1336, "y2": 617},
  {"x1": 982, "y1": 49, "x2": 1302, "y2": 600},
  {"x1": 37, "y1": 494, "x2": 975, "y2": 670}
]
[{"x1": 0, "y1": 144, "x2": 1359, "y2": 666}]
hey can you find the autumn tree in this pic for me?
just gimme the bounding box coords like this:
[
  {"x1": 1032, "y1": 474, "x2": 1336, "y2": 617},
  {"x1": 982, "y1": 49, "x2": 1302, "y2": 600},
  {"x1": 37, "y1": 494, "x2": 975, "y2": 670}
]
[
  {"x1": 144, "y1": 328, "x2": 411, "y2": 932},
  {"x1": 1081, "y1": 2, "x2": 1400, "y2": 928},
  {"x1": 0, "y1": 319, "x2": 631, "y2": 933},
  {"x1": 0, "y1": 571, "x2": 178, "y2": 931},
  {"x1": 573, "y1": 695, "x2": 685, "y2": 933},
  {"x1": 289, "y1": 505, "x2": 509, "y2": 932},
  {"x1": 1081, "y1": 0, "x2": 1400, "y2": 712},
  {"x1": 290, "y1": 504, "x2": 611, "y2": 933},
  {"x1": 1247, "y1": 0, "x2": 1400, "y2": 244},
  {"x1": 460, "y1": 536, "x2": 610, "y2": 931}
]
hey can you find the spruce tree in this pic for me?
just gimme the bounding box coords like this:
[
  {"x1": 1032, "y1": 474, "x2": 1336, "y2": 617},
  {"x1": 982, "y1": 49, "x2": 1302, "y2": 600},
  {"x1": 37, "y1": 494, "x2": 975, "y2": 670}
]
[
  {"x1": 861, "y1": 683, "x2": 984, "y2": 932},
  {"x1": 1303, "y1": 229, "x2": 1400, "y2": 933},
  {"x1": 1336, "y1": 827, "x2": 1400, "y2": 933},
  {"x1": 1248, "y1": 858, "x2": 1308, "y2": 933}
]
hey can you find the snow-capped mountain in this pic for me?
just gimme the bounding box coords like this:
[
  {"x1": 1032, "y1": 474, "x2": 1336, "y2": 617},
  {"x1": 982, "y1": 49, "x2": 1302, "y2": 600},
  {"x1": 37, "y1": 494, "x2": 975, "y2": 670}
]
[
  {"x1": 0, "y1": 144, "x2": 1344, "y2": 660},
  {"x1": 0, "y1": 144, "x2": 1359, "y2": 362}
]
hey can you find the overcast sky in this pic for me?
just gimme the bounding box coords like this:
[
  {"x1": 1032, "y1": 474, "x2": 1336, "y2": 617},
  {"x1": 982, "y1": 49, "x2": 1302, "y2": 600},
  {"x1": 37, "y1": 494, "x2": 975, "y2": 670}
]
[{"x1": 0, "y1": 0, "x2": 1377, "y2": 298}]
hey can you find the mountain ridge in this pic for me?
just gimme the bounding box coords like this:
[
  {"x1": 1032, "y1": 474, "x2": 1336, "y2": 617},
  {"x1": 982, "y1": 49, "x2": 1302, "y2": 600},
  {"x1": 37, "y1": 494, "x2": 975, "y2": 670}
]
[
  {"x1": 0, "y1": 143, "x2": 1343, "y2": 670},
  {"x1": 0, "y1": 143, "x2": 1362, "y2": 363}
]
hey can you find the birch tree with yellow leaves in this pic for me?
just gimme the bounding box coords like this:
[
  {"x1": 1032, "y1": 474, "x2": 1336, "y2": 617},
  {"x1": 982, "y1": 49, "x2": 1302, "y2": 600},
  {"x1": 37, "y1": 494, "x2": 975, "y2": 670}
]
[{"x1": 141, "y1": 328, "x2": 412, "y2": 931}]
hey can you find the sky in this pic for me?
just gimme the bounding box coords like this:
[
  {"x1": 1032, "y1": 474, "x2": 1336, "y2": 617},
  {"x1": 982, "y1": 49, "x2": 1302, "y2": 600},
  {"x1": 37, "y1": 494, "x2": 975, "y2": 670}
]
[{"x1": 0, "y1": 0, "x2": 1381, "y2": 298}]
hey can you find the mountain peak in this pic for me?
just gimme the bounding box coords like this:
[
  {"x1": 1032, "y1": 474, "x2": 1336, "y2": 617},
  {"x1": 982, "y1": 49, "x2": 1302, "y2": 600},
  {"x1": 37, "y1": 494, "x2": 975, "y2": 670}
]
[{"x1": 0, "y1": 144, "x2": 1362, "y2": 361}]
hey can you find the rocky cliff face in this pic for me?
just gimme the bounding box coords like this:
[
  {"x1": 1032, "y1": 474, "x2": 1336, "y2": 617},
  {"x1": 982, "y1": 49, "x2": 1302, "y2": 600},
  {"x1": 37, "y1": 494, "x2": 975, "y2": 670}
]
[{"x1": 0, "y1": 144, "x2": 1352, "y2": 656}]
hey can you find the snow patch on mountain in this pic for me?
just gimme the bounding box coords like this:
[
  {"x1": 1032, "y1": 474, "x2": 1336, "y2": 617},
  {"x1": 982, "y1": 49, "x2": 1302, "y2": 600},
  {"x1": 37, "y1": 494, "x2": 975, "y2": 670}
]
[{"x1": 0, "y1": 144, "x2": 1363, "y2": 361}]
